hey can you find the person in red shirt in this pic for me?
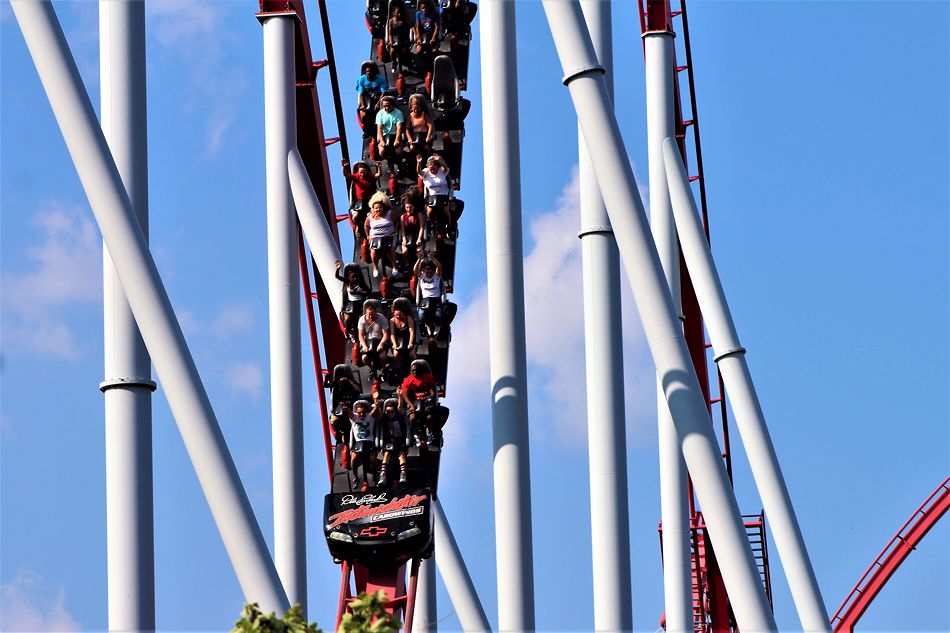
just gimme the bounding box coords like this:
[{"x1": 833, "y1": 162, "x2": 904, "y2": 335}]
[
  {"x1": 342, "y1": 158, "x2": 381, "y2": 242},
  {"x1": 399, "y1": 359, "x2": 437, "y2": 445}
]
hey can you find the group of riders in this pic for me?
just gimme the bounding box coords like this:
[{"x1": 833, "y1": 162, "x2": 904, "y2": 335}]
[{"x1": 328, "y1": 0, "x2": 475, "y2": 492}]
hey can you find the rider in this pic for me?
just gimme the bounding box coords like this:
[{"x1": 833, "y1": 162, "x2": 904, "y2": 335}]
[
  {"x1": 405, "y1": 94, "x2": 434, "y2": 160},
  {"x1": 363, "y1": 192, "x2": 399, "y2": 279},
  {"x1": 399, "y1": 192, "x2": 425, "y2": 269},
  {"x1": 417, "y1": 154, "x2": 453, "y2": 232},
  {"x1": 349, "y1": 399, "x2": 376, "y2": 491},
  {"x1": 389, "y1": 302, "x2": 416, "y2": 378},
  {"x1": 335, "y1": 260, "x2": 370, "y2": 339},
  {"x1": 357, "y1": 299, "x2": 390, "y2": 373},
  {"x1": 413, "y1": 253, "x2": 443, "y2": 331},
  {"x1": 357, "y1": 61, "x2": 387, "y2": 130},
  {"x1": 342, "y1": 159, "x2": 381, "y2": 242},
  {"x1": 414, "y1": 0, "x2": 440, "y2": 71},
  {"x1": 374, "y1": 398, "x2": 410, "y2": 486},
  {"x1": 376, "y1": 95, "x2": 404, "y2": 169},
  {"x1": 399, "y1": 359, "x2": 438, "y2": 446},
  {"x1": 386, "y1": 4, "x2": 411, "y2": 73}
]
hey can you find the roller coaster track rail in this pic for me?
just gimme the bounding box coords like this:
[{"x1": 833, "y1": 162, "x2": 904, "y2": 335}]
[{"x1": 831, "y1": 475, "x2": 950, "y2": 633}]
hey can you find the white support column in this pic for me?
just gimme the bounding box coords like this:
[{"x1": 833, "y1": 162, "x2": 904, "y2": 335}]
[
  {"x1": 541, "y1": 2, "x2": 776, "y2": 631},
  {"x1": 11, "y1": 1, "x2": 289, "y2": 613},
  {"x1": 262, "y1": 14, "x2": 307, "y2": 612},
  {"x1": 663, "y1": 139, "x2": 831, "y2": 632},
  {"x1": 644, "y1": 26, "x2": 693, "y2": 633},
  {"x1": 479, "y1": 1, "x2": 535, "y2": 631},
  {"x1": 99, "y1": 2, "x2": 155, "y2": 630},
  {"x1": 433, "y1": 500, "x2": 492, "y2": 633},
  {"x1": 412, "y1": 556, "x2": 438, "y2": 632},
  {"x1": 576, "y1": 2, "x2": 633, "y2": 631},
  {"x1": 287, "y1": 147, "x2": 344, "y2": 319}
]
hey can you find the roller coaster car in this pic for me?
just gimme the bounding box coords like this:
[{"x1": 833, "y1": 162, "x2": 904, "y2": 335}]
[
  {"x1": 324, "y1": 487, "x2": 434, "y2": 564},
  {"x1": 430, "y1": 56, "x2": 471, "y2": 126}
]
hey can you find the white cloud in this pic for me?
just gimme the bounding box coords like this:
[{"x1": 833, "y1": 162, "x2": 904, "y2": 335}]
[
  {"x1": 0, "y1": 568, "x2": 80, "y2": 632},
  {"x1": 1, "y1": 203, "x2": 102, "y2": 360},
  {"x1": 446, "y1": 168, "x2": 654, "y2": 458},
  {"x1": 225, "y1": 360, "x2": 264, "y2": 401},
  {"x1": 211, "y1": 303, "x2": 256, "y2": 340}
]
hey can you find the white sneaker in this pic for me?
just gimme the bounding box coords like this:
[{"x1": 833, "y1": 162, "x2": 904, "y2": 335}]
[{"x1": 373, "y1": 268, "x2": 379, "y2": 278}]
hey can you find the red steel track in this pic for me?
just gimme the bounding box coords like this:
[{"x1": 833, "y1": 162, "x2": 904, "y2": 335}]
[{"x1": 831, "y1": 475, "x2": 950, "y2": 633}]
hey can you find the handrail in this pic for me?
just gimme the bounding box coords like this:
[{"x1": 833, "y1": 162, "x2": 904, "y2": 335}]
[
  {"x1": 314, "y1": 0, "x2": 350, "y2": 164},
  {"x1": 831, "y1": 475, "x2": 950, "y2": 632}
]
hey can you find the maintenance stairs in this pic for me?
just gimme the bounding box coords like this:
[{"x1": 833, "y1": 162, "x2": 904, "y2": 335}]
[{"x1": 681, "y1": 512, "x2": 773, "y2": 633}]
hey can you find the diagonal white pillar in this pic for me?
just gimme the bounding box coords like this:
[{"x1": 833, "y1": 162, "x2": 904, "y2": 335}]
[
  {"x1": 664, "y1": 139, "x2": 830, "y2": 632},
  {"x1": 433, "y1": 500, "x2": 492, "y2": 632},
  {"x1": 262, "y1": 13, "x2": 307, "y2": 612},
  {"x1": 644, "y1": 24, "x2": 693, "y2": 633},
  {"x1": 99, "y1": 2, "x2": 155, "y2": 630},
  {"x1": 577, "y1": 2, "x2": 633, "y2": 631},
  {"x1": 480, "y1": 0, "x2": 535, "y2": 630},
  {"x1": 541, "y1": 2, "x2": 776, "y2": 630},
  {"x1": 11, "y1": 0, "x2": 289, "y2": 613}
]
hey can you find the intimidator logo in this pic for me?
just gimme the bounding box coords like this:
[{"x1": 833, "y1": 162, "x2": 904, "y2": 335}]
[{"x1": 327, "y1": 494, "x2": 428, "y2": 528}]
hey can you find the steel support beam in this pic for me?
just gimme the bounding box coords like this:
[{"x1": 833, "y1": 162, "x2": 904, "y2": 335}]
[
  {"x1": 479, "y1": 0, "x2": 535, "y2": 630},
  {"x1": 412, "y1": 556, "x2": 438, "y2": 632},
  {"x1": 664, "y1": 139, "x2": 830, "y2": 631},
  {"x1": 262, "y1": 14, "x2": 307, "y2": 611},
  {"x1": 644, "y1": 25, "x2": 693, "y2": 633},
  {"x1": 433, "y1": 500, "x2": 492, "y2": 632},
  {"x1": 99, "y1": 2, "x2": 155, "y2": 630},
  {"x1": 577, "y1": 2, "x2": 633, "y2": 631},
  {"x1": 542, "y1": 2, "x2": 776, "y2": 630},
  {"x1": 11, "y1": 0, "x2": 289, "y2": 613},
  {"x1": 287, "y1": 148, "x2": 344, "y2": 319}
]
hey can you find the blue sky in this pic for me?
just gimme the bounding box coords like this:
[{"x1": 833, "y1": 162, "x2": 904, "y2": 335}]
[{"x1": 2, "y1": 1, "x2": 947, "y2": 631}]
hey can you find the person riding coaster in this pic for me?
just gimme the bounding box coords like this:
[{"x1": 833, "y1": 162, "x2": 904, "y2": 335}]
[
  {"x1": 375, "y1": 95, "x2": 404, "y2": 170},
  {"x1": 374, "y1": 398, "x2": 411, "y2": 486},
  {"x1": 399, "y1": 360, "x2": 447, "y2": 447},
  {"x1": 348, "y1": 399, "x2": 377, "y2": 492},
  {"x1": 413, "y1": 0, "x2": 440, "y2": 75},
  {"x1": 342, "y1": 159, "x2": 381, "y2": 245},
  {"x1": 357, "y1": 61, "x2": 388, "y2": 135},
  {"x1": 413, "y1": 254, "x2": 445, "y2": 338},
  {"x1": 417, "y1": 154, "x2": 454, "y2": 236},
  {"x1": 406, "y1": 94, "x2": 435, "y2": 160},
  {"x1": 363, "y1": 192, "x2": 399, "y2": 281},
  {"x1": 388, "y1": 297, "x2": 416, "y2": 382},
  {"x1": 386, "y1": 4, "x2": 411, "y2": 77},
  {"x1": 357, "y1": 299, "x2": 391, "y2": 374},
  {"x1": 335, "y1": 260, "x2": 371, "y2": 339}
]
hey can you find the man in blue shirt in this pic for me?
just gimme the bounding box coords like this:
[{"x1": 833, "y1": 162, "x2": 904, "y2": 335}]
[
  {"x1": 356, "y1": 61, "x2": 388, "y2": 132},
  {"x1": 376, "y1": 95, "x2": 404, "y2": 164}
]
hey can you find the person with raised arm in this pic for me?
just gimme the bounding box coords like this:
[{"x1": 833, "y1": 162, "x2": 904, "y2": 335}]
[
  {"x1": 416, "y1": 154, "x2": 453, "y2": 231},
  {"x1": 363, "y1": 192, "x2": 399, "y2": 281}
]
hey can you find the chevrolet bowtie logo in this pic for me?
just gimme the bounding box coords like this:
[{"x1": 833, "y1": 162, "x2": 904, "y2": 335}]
[{"x1": 360, "y1": 526, "x2": 389, "y2": 537}]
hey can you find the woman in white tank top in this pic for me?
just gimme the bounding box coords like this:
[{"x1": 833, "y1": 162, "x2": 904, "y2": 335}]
[{"x1": 363, "y1": 191, "x2": 399, "y2": 278}]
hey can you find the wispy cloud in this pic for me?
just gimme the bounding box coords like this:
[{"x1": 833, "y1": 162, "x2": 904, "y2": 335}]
[
  {"x1": 224, "y1": 360, "x2": 264, "y2": 401},
  {"x1": 0, "y1": 568, "x2": 80, "y2": 632},
  {"x1": 146, "y1": 2, "x2": 247, "y2": 157},
  {"x1": 446, "y1": 168, "x2": 654, "y2": 459},
  {"x1": 1, "y1": 203, "x2": 102, "y2": 360}
]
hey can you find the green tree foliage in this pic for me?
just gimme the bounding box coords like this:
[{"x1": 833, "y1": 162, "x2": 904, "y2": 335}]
[
  {"x1": 232, "y1": 604, "x2": 323, "y2": 633},
  {"x1": 232, "y1": 592, "x2": 402, "y2": 633},
  {"x1": 337, "y1": 591, "x2": 402, "y2": 633}
]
